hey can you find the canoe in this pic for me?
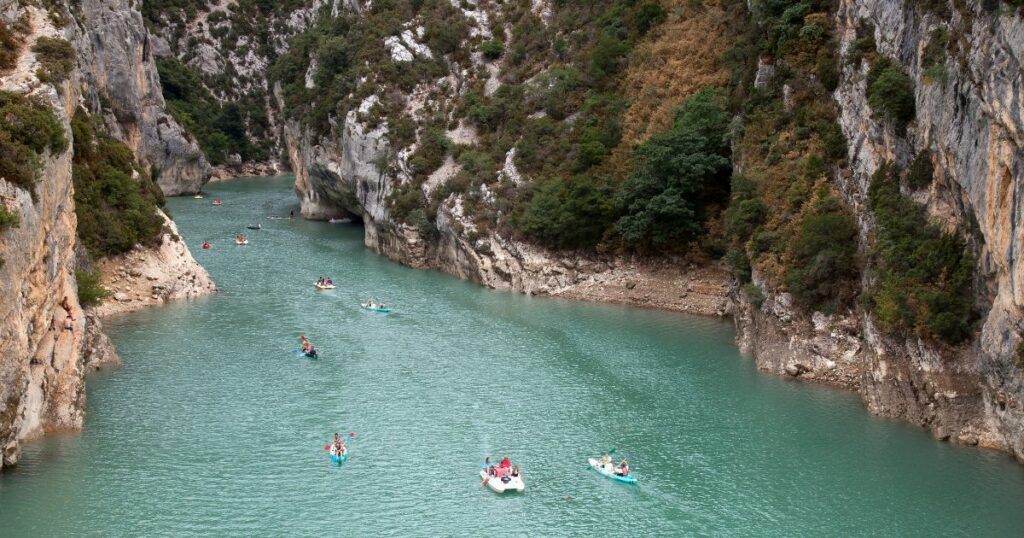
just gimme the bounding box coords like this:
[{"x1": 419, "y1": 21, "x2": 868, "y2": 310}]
[
  {"x1": 588, "y1": 458, "x2": 637, "y2": 484},
  {"x1": 314, "y1": 283, "x2": 336, "y2": 290},
  {"x1": 479, "y1": 470, "x2": 525, "y2": 493},
  {"x1": 361, "y1": 304, "x2": 391, "y2": 313}
]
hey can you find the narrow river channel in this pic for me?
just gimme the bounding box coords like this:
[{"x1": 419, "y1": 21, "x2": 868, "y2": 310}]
[{"x1": 2, "y1": 177, "x2": 1022, "y2": 536}]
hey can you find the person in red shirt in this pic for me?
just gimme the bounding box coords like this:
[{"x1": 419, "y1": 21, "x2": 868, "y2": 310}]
[{"x1": 500, "y1": 455, "x2": 511, "y2": 469}]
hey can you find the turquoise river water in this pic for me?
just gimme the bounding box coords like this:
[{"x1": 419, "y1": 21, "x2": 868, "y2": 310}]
[{"x1": 2, "y1": 177, "x2": 1023, "y2": 536}]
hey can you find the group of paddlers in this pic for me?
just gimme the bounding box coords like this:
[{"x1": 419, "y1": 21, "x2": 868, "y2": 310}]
[{"x1": 481, "y1": 455, "x2": 521, "y2": 483}]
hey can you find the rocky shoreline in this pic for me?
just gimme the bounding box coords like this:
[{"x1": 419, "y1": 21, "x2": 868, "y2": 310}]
[{"x1": 92, "y1": 211, "x2": 217, "y2": 318}]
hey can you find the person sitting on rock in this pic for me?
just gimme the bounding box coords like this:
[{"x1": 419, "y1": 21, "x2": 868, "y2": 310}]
[{"x1": 63, "y1": 314, "x2": 73, "y2": 332}]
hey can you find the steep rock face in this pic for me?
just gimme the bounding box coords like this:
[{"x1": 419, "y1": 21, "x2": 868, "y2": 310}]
[
  {"x1": 0, "y1": 4, "x2": 119, "y2": 470},
  {"x1": 72, "y1": 0, "x2": 210, "y2": 195},
  {"x1": 737, "y1": 0, "x2": 1024, "y2": 460},
  {"x1": 282, "y1": 94, "x2": 731, "y2": 310}
]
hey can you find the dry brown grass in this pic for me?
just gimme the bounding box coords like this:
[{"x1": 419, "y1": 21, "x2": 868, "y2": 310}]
[{"x1": 620, "y1": 0, "x2": 731, "y2": 145}]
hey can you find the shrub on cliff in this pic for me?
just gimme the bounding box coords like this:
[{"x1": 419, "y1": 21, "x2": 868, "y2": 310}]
[
  {"x1": 615, "y1": 88, "x2": 732, "y2": 248},
  {"x1": 784, "y1": 192, "x2": 860, "y2": 313},
  {"x1": 31, "y1": 37, "x2": 76, "y2": 84},
  {"x1": 75, "y1": 269, "x2": 110, "y2": 307},
  {"x1": 0, "y1": 206, "x2": 19, "y2": 229},
  {"x1": 71, "y1": 109, "x2": 165, "y2": 257},
  {"x1": 866, "y1": 57, "x2": 916, "y2": 134},
  {"x1": 868, "y1": 163, "x2": 976, "y2": 344},
  {"x1": 480, "y1": 38, "x2": 504, "y2": 60},
  {"x1": 0, "y1": 90, "x2": 67, "y2": 195},
  {"x1": 519, "y1": 175, "x2": 616, "y2": 249},
  {"x1": 0, "y1": 20, "x2": 20, "y2": 71}
]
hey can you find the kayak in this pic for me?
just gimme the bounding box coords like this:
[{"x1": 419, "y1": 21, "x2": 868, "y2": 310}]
[
  {"x1": 314, "y1": 283, "x2": 336, "y2": 290},
  {"x1": 211, "y1": 200, "x2": 222, "y2": 206},
  {"x1": 362, "y1": 303, "x2": 391, "y2": 313},
  {"x1": 304, "y1": 349, "x2": 318, "y2": 359},
  {"x1": 235, "y1": 239, "x2": 249, "y2": 245},
  {"x1": 479, "y1": 470, "x2": 525, "y2": 493},
  {"x1": 330, "y1": 451, "x2": 348, "y2": 465},
  {"x1": 246, "y1": 224, "x2": 261, "y2": 230},
  {"x1": 193, "y1": 194, "x2": 203, "y2": 199},
  {"x1": 588, "y1": 458, "x2": 637, "y2": 484}
]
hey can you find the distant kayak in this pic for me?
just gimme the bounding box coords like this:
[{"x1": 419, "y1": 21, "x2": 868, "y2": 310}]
[
  {"x1": 235, "y1": 239, "x2": 249, "y2": 245},
  {"x1": 193, "y1": 193, "x2": 204, "y2": 199},
  {"x1": 331, "y1": 452, "x2": 348, "y2": 465},
  {"x1": 329, "y1": 217, "x2": 352, "y2": 224},
  {"x1": 361, "y1": 303, "x2": 391, "y2": 313},
  {"x1": 246, "y1": 224, "x2": 261, "y2": 230},
  {"x1": 588, "y1": 458, "x2": 637, "y2": 484},
  {"x1": 211, "y1": 199, "x2": 223, "y2": 206},
  {"x1": 479, "y1": 470, "x2": 524, "y2": 493},
  {"x1": 314, "y1": 283, "x2": 336, "y2": 290}
]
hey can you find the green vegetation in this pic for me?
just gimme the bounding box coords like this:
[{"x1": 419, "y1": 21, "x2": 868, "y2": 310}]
[
  {"x1": 31, "y1": 37, "x2": 76, "y2": 84},
  {"x1": 75, "y1": 269, "x2": 110, "y2": 307},
  {"x1": 784, "y1": 192, "x2": 859, "y2": 312},
  {"x1": 921, "y1": 28, "x2": 948, "y2": 84},
  {"x1": 157, "y1": 58, "x2": 269, "y2": 165},
  {"x1": 906, "y1": 150, "x2": 934, "y2": 190},
  {"x1": 480, "y1": 38, "x2": 504, "y2": 60},
  {"x1": 615, "y1": 88, "x2": 732, "y2": 247},
  {"x1": 0, "y1": 205, "x2": 19, "y2": 228},
  {"x1": 71, "y1": 109, "x2": 166, "y2": 257},
  {"x1": 0, "y1": 20, "x2": 21, "y2": 71},
  {"x1": 868, "y1": 162, "x2": 976, "y2": 344},
  {"x1": 0, "y1": 90, "x2": 68, "y2": 195},
  {"x1": 717, "y1": 0, "x2": 860, "y2": 309},
  {"x1": 866, "y1": 57, "x2": 916, "y2": 133}
]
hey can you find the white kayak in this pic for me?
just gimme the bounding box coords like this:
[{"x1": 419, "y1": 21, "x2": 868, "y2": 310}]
[
  {"x1": 235, "y1": 239, "x2": 249, "y2": 245},
  {"x1": 314, "y1": 283, "x2": 336, "y2": 290},
  {"x1": 479, "y1": 470, "x2": 525, "y2": 493}
]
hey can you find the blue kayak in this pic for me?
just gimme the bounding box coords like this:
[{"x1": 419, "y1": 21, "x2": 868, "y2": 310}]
[
  {"x1": 331, "y1": 451, "x2": 348, "y2": 465},
  {"x1": 361, "y1": 304, "x2": 391, "y2": 313}
]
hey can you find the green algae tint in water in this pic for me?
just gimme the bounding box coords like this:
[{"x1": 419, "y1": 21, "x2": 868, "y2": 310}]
[{"x1": 2, "y1": 176, "x2": 1024, "y2": 537}]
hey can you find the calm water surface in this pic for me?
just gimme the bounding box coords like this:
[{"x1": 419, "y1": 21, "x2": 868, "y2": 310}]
[{"x1": 2, "y1": 177, "x2": 1023, "y2": 536}]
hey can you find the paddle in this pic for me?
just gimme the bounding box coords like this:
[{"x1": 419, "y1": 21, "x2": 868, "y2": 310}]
[{"x1": 323, "y1": 432, "x2": 356, "y2": 451}]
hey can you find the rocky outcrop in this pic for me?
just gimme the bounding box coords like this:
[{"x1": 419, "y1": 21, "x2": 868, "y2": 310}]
[
  {"x1": 736, "y1": 0, "x2": 1024, "y2": 461},
  {"x1": 72, "y1": 0, "x2": 210, "y2": 195},
  {"x1": 92, "y1": 211, "x2": 217, "y2": 318}
]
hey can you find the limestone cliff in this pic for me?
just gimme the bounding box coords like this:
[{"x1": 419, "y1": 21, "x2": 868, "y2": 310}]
[
  {"x1": 0, "y1": 0, "x2": 215, "y2": 470},
  {"x1": 73, "y1": 0, "x2": 210, "y2": 195},
  {"x1": 735, "y1": 0, "x2": 1024, "y2": 461},
  {"x1": 0, "y1": 3, "x2": 118, "y2": 470}
]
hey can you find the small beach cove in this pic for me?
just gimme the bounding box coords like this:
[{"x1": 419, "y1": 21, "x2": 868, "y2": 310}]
[{"x1": 1, "y1": 176, "x2": 1023, "y2": 536}]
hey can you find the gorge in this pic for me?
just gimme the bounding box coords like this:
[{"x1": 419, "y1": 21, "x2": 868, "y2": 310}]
[{"x1": 1, "y1": 0, "x2": 1024, "y2": 515}]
